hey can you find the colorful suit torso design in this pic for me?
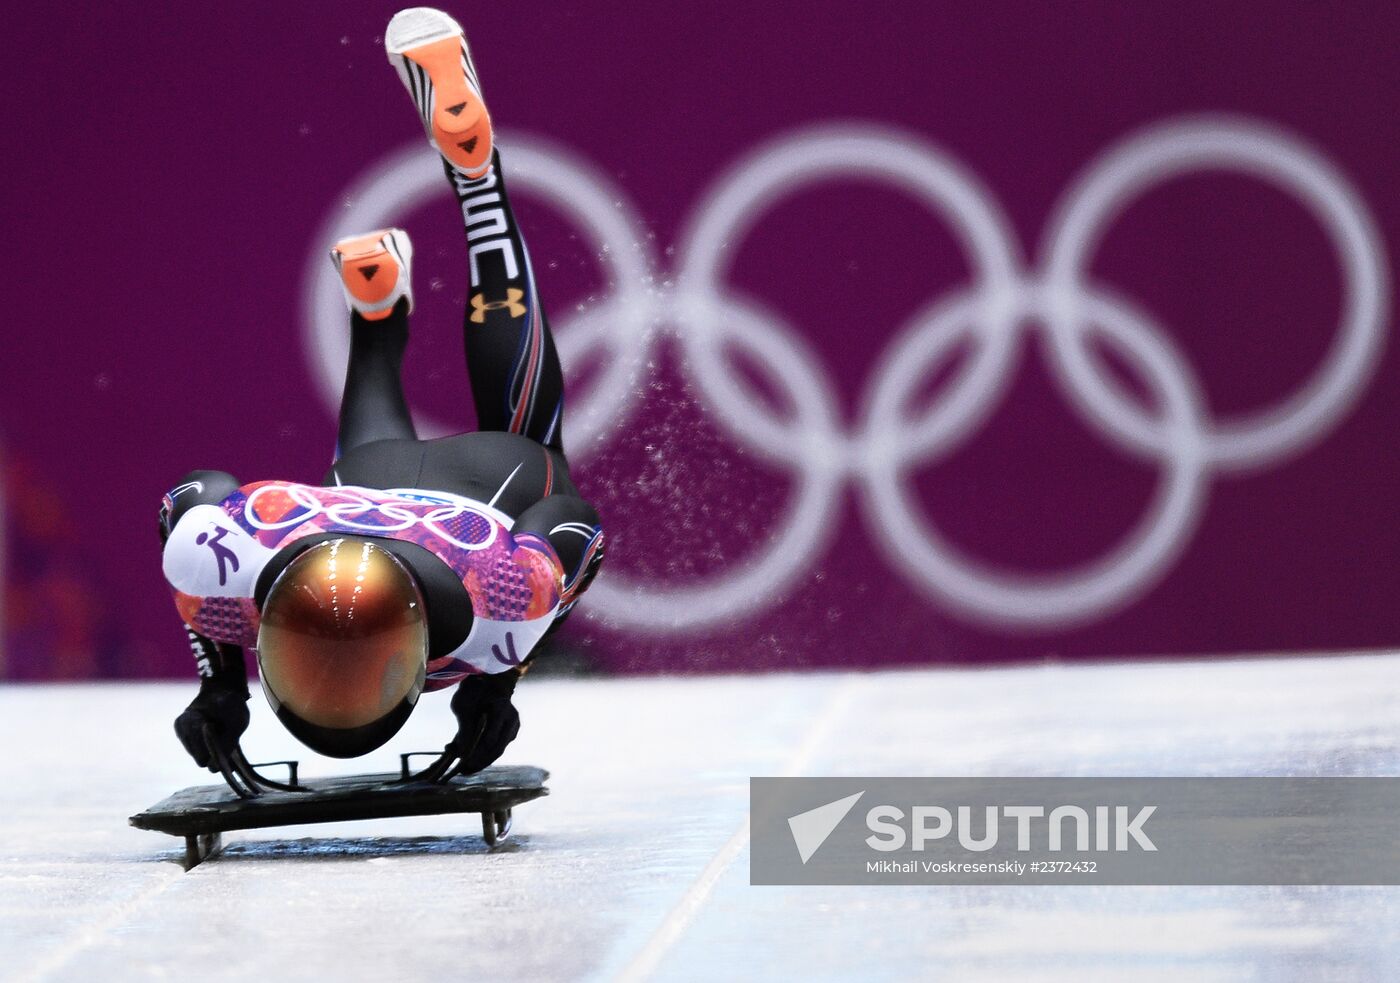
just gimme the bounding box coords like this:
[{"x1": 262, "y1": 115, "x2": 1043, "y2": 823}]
[{"x1": 161, "y1": 481, "x2": 563, "y2": 689}]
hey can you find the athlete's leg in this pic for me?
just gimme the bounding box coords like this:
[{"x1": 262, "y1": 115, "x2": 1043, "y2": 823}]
[
  {"x1": 330, "y1": 229, "x2": 418, "y2": 456},
  {"x1": 386, "y1": 9, "x2": 567, "y2": 453},
  {"x1": 452, "y1": 153, "x2": 566, "y2": 452}
]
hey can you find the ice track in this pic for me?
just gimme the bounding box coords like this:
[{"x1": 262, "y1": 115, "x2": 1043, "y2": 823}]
[{"x1": 3, "y1": 652, "x2": 1399, "y2": 981}]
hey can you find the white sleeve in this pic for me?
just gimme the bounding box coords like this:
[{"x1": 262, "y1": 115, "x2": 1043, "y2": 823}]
[
  {"x1": 162, "y1": 504, "x2": 278, "y2": 599},
  {"x1": 443, "y1": 612, "x2": 556, "y2": 676}
]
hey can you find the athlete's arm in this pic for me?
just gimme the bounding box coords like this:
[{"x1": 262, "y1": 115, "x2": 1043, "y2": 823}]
[
  {"x1": 179, "y1": 622, "x2": 248, "y2": 690},
  {"x1": 435, "y1": 495, "x2": 604, "y2": 775},
  {"x1": 442, "y1": 669, "x2": 522, "y2": 776},
  {"x1": 172, "y1": 632, "x2": 252, "y2": 772},
  {"x1": 160, "y1": 470, "x2": 253, "y2": 769}
]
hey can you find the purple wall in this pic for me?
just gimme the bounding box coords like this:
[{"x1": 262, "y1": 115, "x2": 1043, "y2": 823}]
[{"x1": 5, "y1": 1, "x2": 1396, "y2": 678}]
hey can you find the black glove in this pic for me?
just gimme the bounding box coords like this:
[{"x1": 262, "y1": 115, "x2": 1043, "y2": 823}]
[
  {"x1": 174, "y1": 682, "x2": 251, "y2": 772},
  {"x1": 445, "y1": 671, "x2": 521, "y2": 776}
]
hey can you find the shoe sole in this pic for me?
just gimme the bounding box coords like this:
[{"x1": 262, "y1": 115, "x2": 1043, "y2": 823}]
[
  {"x1": 387, "y1": 8, "x2": 491, "y2": 177},
  {"x1": 331, "y1": 230, "x2": 411, "y2": 320}
]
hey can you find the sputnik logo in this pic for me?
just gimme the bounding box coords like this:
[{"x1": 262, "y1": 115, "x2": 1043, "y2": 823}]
[{"x1": 787, "y1": 791, "x2": 865, "y2": 864}]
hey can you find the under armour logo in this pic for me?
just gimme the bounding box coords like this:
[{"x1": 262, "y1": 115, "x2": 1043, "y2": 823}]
[
  {"x1": 195, "y1": 525, "x2": 240, "y2": 586},
  {"x1": 469, "y1": 288, "x2": 526, "y2": 323}
]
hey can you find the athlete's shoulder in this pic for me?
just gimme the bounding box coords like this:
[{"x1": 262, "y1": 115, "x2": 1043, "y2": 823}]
[
  {"x1": 160, "y1": 476, "x2": 298, "y2": 600},
  {"x1": 159, "y1": 470, "x2": 241, "y2": 539}
]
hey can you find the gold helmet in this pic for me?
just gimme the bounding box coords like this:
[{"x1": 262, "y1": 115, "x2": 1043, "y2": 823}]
[{"x1": 257, "y1": 538, "x2": 428, "y2": 758}]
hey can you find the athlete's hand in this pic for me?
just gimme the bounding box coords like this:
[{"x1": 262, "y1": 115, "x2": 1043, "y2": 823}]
[
  {"x1": 174, "y1": 684, "x2": 251, "y2": 772},
  {"x1": 444, "y1": 671, "x2": 521, "y2": 777}
]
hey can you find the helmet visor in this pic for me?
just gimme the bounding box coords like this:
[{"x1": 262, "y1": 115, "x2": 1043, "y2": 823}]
[{"x1": 257, "y1": 539, "x2": 427, "y2": 755}]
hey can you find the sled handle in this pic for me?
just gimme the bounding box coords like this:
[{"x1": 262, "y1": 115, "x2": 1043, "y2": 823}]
[
  {"x1": 245, "y1": 758, "x2": 301, "y2": 789},
  {"x1": 400, "y1": 751, "x2": 445, "y2": 781}
]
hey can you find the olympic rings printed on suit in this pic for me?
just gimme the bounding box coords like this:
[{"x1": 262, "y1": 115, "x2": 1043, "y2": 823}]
[
  {"x1": 304, "y1": 117, "x2": 1389, "y2": 632},
  {"x1": 245, "y1": 484, "x2": 499, "y2": 550}
]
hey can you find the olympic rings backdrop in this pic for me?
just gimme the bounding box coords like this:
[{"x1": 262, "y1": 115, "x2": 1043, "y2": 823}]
[{"x1": 5, "y1": 1, "x2": 1397, "y2": 676}]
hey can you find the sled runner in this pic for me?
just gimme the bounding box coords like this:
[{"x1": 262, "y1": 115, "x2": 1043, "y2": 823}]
[{"x1": 130, "y1": 752, "x2": 548, "y2": 870}]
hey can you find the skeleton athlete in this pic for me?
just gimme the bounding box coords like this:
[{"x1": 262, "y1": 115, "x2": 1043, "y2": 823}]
[{"x1": 159, "y1": 7, "x2": 604, "y2": 778}]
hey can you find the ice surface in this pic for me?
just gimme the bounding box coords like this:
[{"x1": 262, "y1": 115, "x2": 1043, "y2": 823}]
[{"x1": 3, "y1": 653, "x2": 1399, "y2": 981}]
